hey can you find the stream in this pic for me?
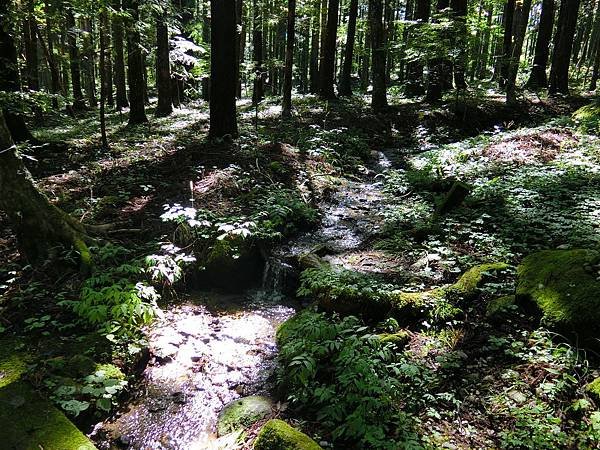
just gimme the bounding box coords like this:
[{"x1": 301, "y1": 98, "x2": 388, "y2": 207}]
[{"x1": 92, "y1": 151, "x2": 394, "y2": 450}]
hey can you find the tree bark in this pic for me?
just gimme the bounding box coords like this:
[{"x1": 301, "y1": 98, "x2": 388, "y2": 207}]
[
  {"x1": 425, "y1": 0, "x2": 450, "y2": 102},
  {"x1": 309, "y1": 0, "x2": 321, "y2": 93},
  {"x1": 282, "y1": 0, "x2": 296, "y2": 117},
  {"x1": 252, "y1": 0, "x2": 265, "y2": 104},
  {"x1": 99, "y1": 10, "x2": 110, "y2": 150},
  {"x1": 66, "y1": 8, "x2": 86, "y2": 110},
  {"x1": 318, "y1": 0, "x2": 339, "y2": 98},
  {"x1": 506, "y1": 0, "x2": 532, "y2": 104},
  {"x1": 210, "y1": 0, "x2": 238, "y2": 138},
  {"x1": 526, "y1": 0, "x2": 555, "y2": 89},
  {"x1": 370, "y1": 0, "x2": 387, "y2": 111},
  {"x1": 0, "y1": 110, "x2": 90, "y2": 267},
  {"x1": 23, "y1": 0, "x2": 39, "y2": 91},
  {"x1": 112, "y1": 0, "x2": 128, "y2": 109},
  {"x1": 450, "y1": 0, "x2": 468, "y2": 89},
  {"x1": 339, "y1": 0, "x2": 358, "y2": 96},
  {"x1": 548, "y1": 0, "x2": 582, "y2": 94},
  {"x1": 125, "y1": 0, "x2": 148, "y2": 124},
  {"x1": 44, "y1": 1, "x2": 60, "y2": 108},
  {"x1": 81, "y1": 18, "x2": 97, "y2": 108},
  {"x1": 499, "y1": 0, "x2": 516, "y2": 87},
  {"x1": 156, "y1": 9, "x2": 173, "y2": 117}
]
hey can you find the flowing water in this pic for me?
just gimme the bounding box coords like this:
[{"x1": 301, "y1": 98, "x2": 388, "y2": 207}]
[{"x1": 92, "y1": 151, "x2": 394, "y2": 449}]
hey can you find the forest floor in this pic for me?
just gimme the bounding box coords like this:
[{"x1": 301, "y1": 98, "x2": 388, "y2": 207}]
[{"x1": 1, "y1": 92, "x2": 599, "y2": 449}]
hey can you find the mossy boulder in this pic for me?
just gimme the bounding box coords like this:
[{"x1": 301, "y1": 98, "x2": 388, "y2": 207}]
[
  {"x1": 486, "y1": 295, "x2": 517, "y2": 320},
  {"x1": 0, "y1": 339, "x2": 96, "y2": 449},
  {"x1": 217, "y1": 395, "x2": 273, "y2": 436},
  {"x1": 585, "y1": 377, "x2": 600, "y2": 402},
  {"x1": 378, "y1": 330, "x2": 410, "y2": 347},
  {"x1": 253, "y1": 419, "x2": 322, "y2": 450},
  {"x1": 516, "y1": 249, "x2": 600, "y2": 334}
]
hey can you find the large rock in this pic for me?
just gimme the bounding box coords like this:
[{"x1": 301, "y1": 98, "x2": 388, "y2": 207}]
[
  {"x1": 253, "y1": 419, "x2": 322, "y2": 450},
  {"x1": 516, "y1": 249, "x2": 600, "y2": 334},
  {"x1": 217, "y1": 395, "x2": 273, "y2": 436},
  {"x1": 0, "y1": 339, "x2": 97, "y2": 450}
]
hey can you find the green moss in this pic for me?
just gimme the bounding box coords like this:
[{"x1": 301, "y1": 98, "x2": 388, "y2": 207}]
[
  {"x1": 447, "y1": 262, "x2": 509, "y2": 298},
  {"x1": 217, "y1": 395, "x2": 273, "y2": 436},
  {"x1": 586, "y1": 377, "x2": 600, "y2": 402},
  {"x1": 94, "y1": 363, "x2": 125, "y2": 380},
  {"x1": 516, "y1": 249, "x2": 600, "y2": 332},
  {"x1": 486, "y1": 295, "x2": 517, "y2": 319},
  {"x1": 253, "y1": 419, "x2": 322, "y2": 450},
  {"x1": 0, "y1": 381, "x2": 97, "y2": 450},
  {"x1": 378, "y1": 330, "x2": 410, "y2": 347}
]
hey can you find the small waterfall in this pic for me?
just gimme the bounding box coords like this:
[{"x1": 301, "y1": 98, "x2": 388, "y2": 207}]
[{"x1": 261, "y1": 255, "x2": 299, "y2": 295}]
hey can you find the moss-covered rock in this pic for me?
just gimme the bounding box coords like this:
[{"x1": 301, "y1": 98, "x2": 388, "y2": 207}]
[
  {"x1": 0, "y1": 340, "x2": 97, "y2": 449},
  {"x1": 486, "y1": 295, "x2": 517, "y2": 320},
  {"x1": 217, "y1": 395, "x2": 273, "y2": 436},
  {"x1": 585, "y1": 377, "x2": 600, "y2": 402},
  {"x1": 516, "y1": 249, "x2": 600, "y2": 333},
  {"x1": 253, "y1": 419, "x2": 322, "y2": 450},
  {"x1": 378, "y1": 330, "x2": 410, "y2": 347}
]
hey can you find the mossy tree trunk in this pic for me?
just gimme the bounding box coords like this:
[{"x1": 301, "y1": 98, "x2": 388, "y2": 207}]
[{"x1": 0, "y1": 110, "x2": 90, "y2": 267}]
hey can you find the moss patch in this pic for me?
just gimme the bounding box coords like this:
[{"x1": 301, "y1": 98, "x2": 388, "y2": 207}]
[
  {"x1": 217, "y1": 395, "x2": 273, "y2": 436},
  {"x1": 586, "y1": 377, "x2": 600, "y2": 402},
  {"x1": 0, "y1": 381, "x2": 96, "y2": 450},
  {"x1": 486, "y1": 295, "x2": 517, "y2": 319},
  {"x1": 378, "y1": 330, "x2": 410, "y2": 347},
  {"x1": 516, "y1": 249, "x2": 600, "y2": 333},
  {"x1": 253, "y1": 419, "x2": 322, "y2": 450}
]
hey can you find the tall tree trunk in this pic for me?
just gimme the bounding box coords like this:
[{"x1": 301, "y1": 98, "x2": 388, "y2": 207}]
[
  {"x1": 156, "y1": 9, "x2": 173, "y2": 117},
  {"x1": 339, "y1": 0, "x2": 358, "y2": 95},
  {"x1": 210, "y1": 0, "x2": 238, "y2": 137},
  {"x1": 404, "y1": 0, "x2": 430, "y2": 96},
  {"x1": 526, "y1": 0, "x2": 555, "y2": 88},
  {"x1": 23, "y1": 0, "x2": 39, "y2": 91},
  {"x1": 360, "y1": 6, "x2": 371, "y2": 91},
  {"x1": 81, "y1": 18, "x2": 97, "y2": 107},
  {"x1": 477, "y1": 4, "x2": 493, "y2": 78},
  {"x1": 66, "y1": 8, "x2": 86, "y2": 110},
  {"x1": 282, "y1": 0, "x2": 296, "y2": 117},
  {"x1": 99, "y1": 9, "x2": 110, "y2": 150},
  {"x1": 450, "y1": 0, "x2": 468, "y2": 89},
  {"x1": 499, "y1": 0, "x2": 516, "y2": 87},
  {"x1": 309, "y1": 0, "x2": 321, "y2": 93},
  {"x1": 318, "y1": 0, "x2": 339, "y2": 98},
  {"x1": 425, "y1": 0, "x2": 450, "y2": 102},
  {"x1": 548, "y1": 0, "x2": 582, "y2": 94},
  {"x1": 590, "y1": 0, "x2": 600, "y2": 89},
  {"x1": 506, "y1": 0, "x2": 532, "y2": 104},
  {"x1": 0, "y1": 110, "x2": 90, "y2": 267},
  {"x1": 252, "y1": 0, "x2": 265, "y2": 104},
  {"x1": 112, "y1": 0, "x2": 128, "y2": 109},
  {"x1": 44, "y1": 1, "x2": 60, "y2": 108},
  {"x1": 103, "y1": 10, "x2": 114, "y2": 107},
  {"x1": 125, "y1": 0, "x2": 148, "y2": 124},
  {"x1": 370, "y1": 0, "x2": 387, "y2": 111},
  {"x1": 0, "y1": 11, "x2": 35, "y2": 142}
]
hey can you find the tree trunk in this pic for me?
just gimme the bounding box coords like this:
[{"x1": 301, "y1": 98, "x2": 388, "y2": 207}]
[
  {"x1": 319, "y1": 0, "x2": 339, "y2": 98},
  {"x1": 548, "y1": 0, "x2": 581, "y2": 94},
  {"x1": 0, "y1": 110, "x2": 90, "y2": 267},
  {"x1": 102, "y1": 10, "x2": 114, "y2": 107},
  {"x1": 339, "y1": 0, "x2": 358, "y2": 96},
  {"x1": 125, "y1": 0, "x2": 148, "y2": 124},
  {"x1": 0, "y1": 11, "x2": 35, "y2": 142},
  {"x1": 282, "y1": 0, "x2": 296, "y2": 117},
  {"x1": 425, "y1": 0, "x2": 450, "y2": 102},
  {"x1": 477, "y1": 4, "x2": 493, "y2": 78},
  {"x1": 81, "y1": 18, "x2": 97, "y2": 108},
  {"x1": 210, "y1": 0, "x2": 238, "y2": 138},
  {"x1": 44, "y1": 1, "x2": 60, "y2": 108},
  {"x1": 526, "y1": 0, "x2": 555, "y2": 89},
  {"x1": 450, "y1": 0, "x2": 468, "y2": 89},
  {"x1": 112, "y1": 0, "x2": 128, "y2": 109},
  {"x1": 506, "y1": 0, "x2": 532, "y2": 104},
  {"x1": 499, "y1": 0, "x2": 516, "y2": 87},
  {"x1": 66, "y1": 8, "x2": 86, "y2": 110},
  {"x1": 23, "y1": 0, "x2": 39, "y2": 91},
  {"x1": 252, "y1": 0, "x2": 265, "y2": 104},
  {"x1": 370, "y1": 0, "x2": 387, "y2": 111},
  {"x1": 99, "y1": 10, "x2": 110, "y2": 150},
  {"x1": 404, "y1": 0, "x2": 430, "y2": 96},
  {"x1": 156, "y1": 10, "x2": 173, "y2": 117},
  {"x1": 309, "y1": 0, "x2": 321, "y2": 93}
]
